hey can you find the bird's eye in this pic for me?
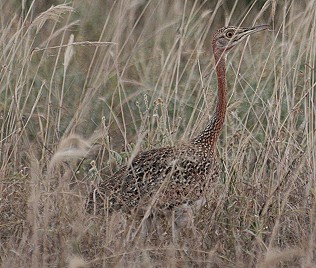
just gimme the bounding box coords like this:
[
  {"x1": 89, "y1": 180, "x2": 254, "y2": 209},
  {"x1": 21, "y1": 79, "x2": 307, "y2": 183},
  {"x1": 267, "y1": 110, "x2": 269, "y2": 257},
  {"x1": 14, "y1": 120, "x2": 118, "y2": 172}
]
[{"x1": 226, "y1": 30, "x2": 234, "y2": 38}]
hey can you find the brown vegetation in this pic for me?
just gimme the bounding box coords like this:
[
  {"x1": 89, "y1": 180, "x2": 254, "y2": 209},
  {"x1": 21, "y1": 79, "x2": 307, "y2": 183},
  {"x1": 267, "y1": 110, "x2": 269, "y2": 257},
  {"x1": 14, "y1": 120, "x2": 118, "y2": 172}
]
[{"x1": 0, "y1": 1, "x2": 315, "y2": 267}]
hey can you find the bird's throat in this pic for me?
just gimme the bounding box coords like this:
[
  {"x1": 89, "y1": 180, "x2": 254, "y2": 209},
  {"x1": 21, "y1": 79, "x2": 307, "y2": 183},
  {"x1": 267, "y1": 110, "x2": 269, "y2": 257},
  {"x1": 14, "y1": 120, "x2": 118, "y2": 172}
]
[{"x1": 214, "y1": 53, "x2": 227, "y2": 130}]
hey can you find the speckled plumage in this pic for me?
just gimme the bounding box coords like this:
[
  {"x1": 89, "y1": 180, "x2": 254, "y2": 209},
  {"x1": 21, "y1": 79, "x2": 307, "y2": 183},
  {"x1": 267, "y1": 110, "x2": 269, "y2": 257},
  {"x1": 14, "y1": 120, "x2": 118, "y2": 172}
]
[
  {"x1": 87, "y1": 25, "x2": 269, "y2": 215},
  {"x1": 88, "y1": 144, "x2": 218, "y2": 214}
]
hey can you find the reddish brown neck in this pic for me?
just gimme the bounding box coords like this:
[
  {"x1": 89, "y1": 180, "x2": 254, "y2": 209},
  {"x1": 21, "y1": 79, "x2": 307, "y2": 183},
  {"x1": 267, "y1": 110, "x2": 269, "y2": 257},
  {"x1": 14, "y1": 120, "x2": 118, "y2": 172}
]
[
  {"x1": 213, "y1": 50, "x2": 227, "y2": 132},
  {"x1": 193, "y1": 46, "x2": 227, "y2": 150}
]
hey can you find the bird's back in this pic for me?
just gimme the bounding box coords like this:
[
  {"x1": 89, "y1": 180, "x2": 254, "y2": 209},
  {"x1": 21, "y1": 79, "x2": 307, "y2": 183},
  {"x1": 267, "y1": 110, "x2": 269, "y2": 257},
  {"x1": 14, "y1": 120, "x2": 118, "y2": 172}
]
[{"x1": 87, "y1": 143, "x2": 218, "y2": 215}]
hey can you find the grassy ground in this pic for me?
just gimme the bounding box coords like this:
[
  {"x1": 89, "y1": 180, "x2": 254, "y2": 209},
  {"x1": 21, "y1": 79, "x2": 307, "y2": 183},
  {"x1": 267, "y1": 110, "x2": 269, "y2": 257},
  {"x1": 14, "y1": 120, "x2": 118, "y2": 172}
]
[{"x1": 0, "y1": 0, "x2": 315, "y2": 267}]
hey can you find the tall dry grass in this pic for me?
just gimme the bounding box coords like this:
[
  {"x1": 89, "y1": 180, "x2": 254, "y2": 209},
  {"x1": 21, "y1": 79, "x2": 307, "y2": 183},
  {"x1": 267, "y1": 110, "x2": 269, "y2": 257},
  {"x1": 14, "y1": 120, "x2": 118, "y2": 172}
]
[{"x1": 0, "y1": 0, "x2": 315, "y2": 267}]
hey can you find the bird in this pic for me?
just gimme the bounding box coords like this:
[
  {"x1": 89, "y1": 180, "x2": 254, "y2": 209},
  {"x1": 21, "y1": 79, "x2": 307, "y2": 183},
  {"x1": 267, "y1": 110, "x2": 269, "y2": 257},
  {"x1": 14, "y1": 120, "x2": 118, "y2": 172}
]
[{"x1": 86, "y1": 25, "x2": 269, "y2": 217}]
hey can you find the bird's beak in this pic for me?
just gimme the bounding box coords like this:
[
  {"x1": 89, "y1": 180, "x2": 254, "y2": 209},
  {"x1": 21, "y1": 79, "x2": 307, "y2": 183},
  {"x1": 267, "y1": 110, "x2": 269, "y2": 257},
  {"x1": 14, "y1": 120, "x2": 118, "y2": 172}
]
[
  {"x1": 248, "y1": 24, "x2": 270, "y2": 33},
  {"x1": 240, "y1": 24, "x2": 270, "y2": 37}
]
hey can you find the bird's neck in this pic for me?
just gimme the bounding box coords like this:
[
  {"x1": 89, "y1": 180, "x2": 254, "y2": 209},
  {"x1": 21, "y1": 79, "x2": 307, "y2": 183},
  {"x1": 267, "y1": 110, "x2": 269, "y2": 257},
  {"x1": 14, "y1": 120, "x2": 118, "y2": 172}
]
[{"x1": 193, "y1": 50, "x2": 227, "y2": 151}]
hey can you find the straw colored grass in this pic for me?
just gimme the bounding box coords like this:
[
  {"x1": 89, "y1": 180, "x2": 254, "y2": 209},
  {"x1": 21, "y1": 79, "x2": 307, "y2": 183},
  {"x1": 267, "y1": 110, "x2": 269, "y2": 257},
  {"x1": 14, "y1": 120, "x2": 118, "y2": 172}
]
[{"x1": 0, "y1": 0, "x2": 315, "y2": 267}]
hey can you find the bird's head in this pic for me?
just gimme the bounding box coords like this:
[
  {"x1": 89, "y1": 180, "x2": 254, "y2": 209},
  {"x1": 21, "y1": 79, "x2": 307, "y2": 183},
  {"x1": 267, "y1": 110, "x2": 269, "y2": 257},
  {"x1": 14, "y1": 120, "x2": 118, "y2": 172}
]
[{"x1": 212, "y1": 25, "x2": 269, "y2": 54}]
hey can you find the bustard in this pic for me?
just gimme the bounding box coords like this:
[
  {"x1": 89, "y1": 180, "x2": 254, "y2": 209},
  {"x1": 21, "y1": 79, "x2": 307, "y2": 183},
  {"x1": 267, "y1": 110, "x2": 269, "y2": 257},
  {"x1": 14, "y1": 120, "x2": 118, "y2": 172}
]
[{"x1": 87, "y1": 25, "x2": 269, "y2": 217}]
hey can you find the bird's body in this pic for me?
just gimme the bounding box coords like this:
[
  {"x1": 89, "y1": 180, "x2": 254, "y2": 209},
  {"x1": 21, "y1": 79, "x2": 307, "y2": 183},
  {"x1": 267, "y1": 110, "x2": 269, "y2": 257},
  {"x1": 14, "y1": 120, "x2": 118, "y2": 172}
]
[
  {"x1": 87, "y1": 25, "x2": 269, "y2": 215},
  {"x1": 90, "y1": 143, "x2": 217, "y2": 214}
]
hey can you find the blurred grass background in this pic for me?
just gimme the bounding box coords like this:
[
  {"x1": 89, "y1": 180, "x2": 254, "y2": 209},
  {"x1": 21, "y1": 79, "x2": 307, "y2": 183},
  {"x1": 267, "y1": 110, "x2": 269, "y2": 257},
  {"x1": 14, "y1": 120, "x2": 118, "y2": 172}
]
[{"x1": 0, "y1": 0, "x2": 315, "y2": 267}]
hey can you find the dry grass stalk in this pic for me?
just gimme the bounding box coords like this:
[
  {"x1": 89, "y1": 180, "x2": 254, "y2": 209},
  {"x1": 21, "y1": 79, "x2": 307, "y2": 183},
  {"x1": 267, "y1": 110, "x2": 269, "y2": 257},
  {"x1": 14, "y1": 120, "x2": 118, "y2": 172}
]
[{"x1": 0, "y1": 0, "x2": 315, "y2": 267}]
